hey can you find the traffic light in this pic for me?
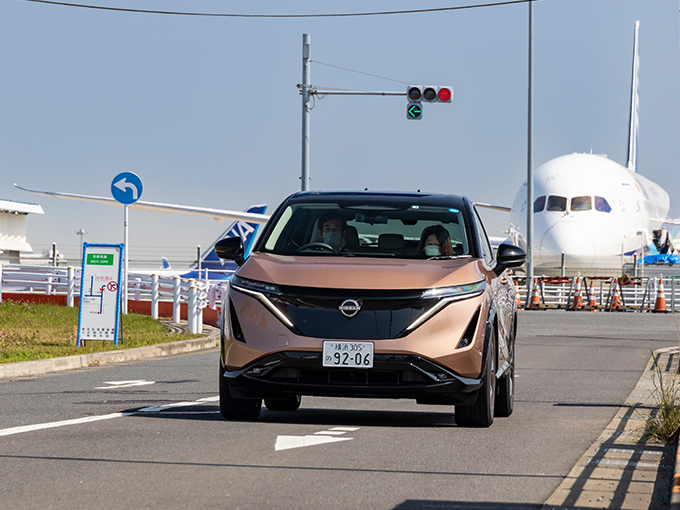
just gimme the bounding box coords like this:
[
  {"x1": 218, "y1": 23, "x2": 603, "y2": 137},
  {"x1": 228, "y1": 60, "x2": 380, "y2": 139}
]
[
  {"x1": 407, "y1": 85, "x2": 453, "y2": 103},
  {"x1": 407, "y1": 103, "x2": 423, "y2": 120},
  {"x1": 407, "y1": 86, "x2": 423, "y2": 102},
  {"x1": 437, "y1": 86, "x2": 453, "y2": 103}
]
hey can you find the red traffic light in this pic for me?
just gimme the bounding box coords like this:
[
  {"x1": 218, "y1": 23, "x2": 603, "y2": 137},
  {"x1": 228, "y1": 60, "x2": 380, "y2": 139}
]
[{"x1": 437, "y1": 87, "x2": 452, "y2": 103}]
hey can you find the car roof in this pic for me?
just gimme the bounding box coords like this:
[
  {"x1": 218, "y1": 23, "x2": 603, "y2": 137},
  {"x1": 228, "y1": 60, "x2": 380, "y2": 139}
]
[{"x1": 285, "y1": 191, "x2": 469, "y2": 208}]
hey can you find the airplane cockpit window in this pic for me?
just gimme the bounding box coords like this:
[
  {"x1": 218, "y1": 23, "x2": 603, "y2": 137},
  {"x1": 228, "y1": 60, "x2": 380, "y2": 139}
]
[
  {"x1": 534, "y1": 196, "x2": 546, "y2": 213},
  {"x1": 571, "y1": 196, "x2": 592, "y2": 211},
  {"x1": 595, "y1": 196, "x2": 612, "y2": 213},
  {"x1": 547, "y1": 195, "x2": 567, "y2": 212}
]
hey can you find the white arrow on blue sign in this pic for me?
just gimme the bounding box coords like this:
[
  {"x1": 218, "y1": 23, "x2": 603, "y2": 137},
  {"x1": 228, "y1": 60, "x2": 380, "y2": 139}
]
[{"x1": 111, "y1": 172, "x2": 143, "y2": 205}]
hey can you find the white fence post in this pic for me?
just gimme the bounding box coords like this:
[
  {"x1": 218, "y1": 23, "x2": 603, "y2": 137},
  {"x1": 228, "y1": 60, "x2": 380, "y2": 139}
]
[
  {"x1": 188, "y1": 279, "x2": 197, "y2": 333},
  {"x1": 67, "y1": 267, "x2": 75, "y2": 307},
  {"x1": 173, "y1": 276, "x2": 181, "y2": 323},
  {"x1": 151, "y1": 274, "x2": 159, "y2": 320},
  {"x1": 134, "y1": 277, "x2": 142, "y2": 301},
  {"x1": 0, "y1": 262, "x2": 3, "y2": 303}
]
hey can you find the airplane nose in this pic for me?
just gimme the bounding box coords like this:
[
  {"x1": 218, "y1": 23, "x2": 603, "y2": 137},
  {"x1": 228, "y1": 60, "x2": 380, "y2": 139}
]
[{"x1": 539, "y1": 220, "x2": 596, "y2": 266}]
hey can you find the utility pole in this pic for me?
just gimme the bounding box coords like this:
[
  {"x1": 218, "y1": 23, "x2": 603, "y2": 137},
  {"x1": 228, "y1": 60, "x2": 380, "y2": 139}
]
[
  {"x1": 301, "y1": 34, "x2": 311, "y2": 191},
  {"x1": 526, "y1": 1, "x2": 534, "y2": 305}
]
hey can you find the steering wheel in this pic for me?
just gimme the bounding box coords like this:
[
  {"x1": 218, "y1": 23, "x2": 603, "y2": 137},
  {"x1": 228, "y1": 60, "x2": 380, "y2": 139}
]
[{"x1": 296, "y1": 242, "x2": 337, "y2": 253}]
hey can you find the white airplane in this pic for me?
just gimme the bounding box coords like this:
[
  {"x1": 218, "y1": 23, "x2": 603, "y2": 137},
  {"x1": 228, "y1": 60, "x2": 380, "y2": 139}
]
[
  {"x1": 480, "y1": 21, "x2": 680, "y2": 273},
  {"x1": 13, "y1": 183, "x2": 271, "y2": 279}
]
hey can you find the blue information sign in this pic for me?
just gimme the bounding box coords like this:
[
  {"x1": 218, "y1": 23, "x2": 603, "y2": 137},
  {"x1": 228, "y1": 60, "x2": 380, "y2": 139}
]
[{"x1": 111, "y1": 172, "x2": 143, "y2": 205}]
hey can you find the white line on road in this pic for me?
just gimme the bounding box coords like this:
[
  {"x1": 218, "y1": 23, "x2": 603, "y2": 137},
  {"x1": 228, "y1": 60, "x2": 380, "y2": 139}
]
[
  {"x1": 0, "y1": 412, "x2": 134, "y2": 437},
  {"x1": 0, "y1": 396, "x2": 220, "y2": 437},
  {"x1": 95, "y1": 380, "x2": 156, "y2": 389}
]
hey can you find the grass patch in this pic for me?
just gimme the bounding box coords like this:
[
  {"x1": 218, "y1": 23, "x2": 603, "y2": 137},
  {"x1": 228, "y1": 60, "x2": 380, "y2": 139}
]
[
  {"x1": 0, "y1": 299, "x2": 202, "y2": 364},
  {"x1": 641, "y1": 349, "x2": 680, "y2": 444}
]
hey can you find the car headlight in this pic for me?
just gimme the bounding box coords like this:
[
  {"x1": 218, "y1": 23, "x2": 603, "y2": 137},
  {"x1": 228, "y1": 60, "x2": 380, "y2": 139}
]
[
  {"x1": 230, "y1": 275, "x2": 281, "y2": 295},
  {"x1": 406, "y1": 281, "x2": 486, "y2": 332},
  {"x1": 421, "y1": 281, "x2": 485, "y2": 300},
  {"x1": 230, "y1": 276, "x2": 293, "y2": 328}
]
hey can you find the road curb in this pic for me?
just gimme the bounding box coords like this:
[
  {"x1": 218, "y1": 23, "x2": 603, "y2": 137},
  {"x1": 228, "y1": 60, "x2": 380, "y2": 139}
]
[
  {"x1": 672, "y1": 441, "x2": 680, "y2": 509},
  {"x1": 0, "y1": 325, "x2": 219, "y2": 380},
  {"x1": 543, "y1": 346, "x2": 678, "y2": 510}
]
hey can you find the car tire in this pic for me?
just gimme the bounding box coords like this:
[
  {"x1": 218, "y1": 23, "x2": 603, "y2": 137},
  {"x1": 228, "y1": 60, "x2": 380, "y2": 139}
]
[
  {"x1": 219, "y1": 364, "x2": 261, "y2": 421},
  {"x1": 495, "y1": 328, "x2": 515, "y2": 418},
  {"x1": 455, "y1": 329, "x2": 496, "y2": 428},
  {"x1": 264, "y1": 395, "x2": 302, "y2": 412}
]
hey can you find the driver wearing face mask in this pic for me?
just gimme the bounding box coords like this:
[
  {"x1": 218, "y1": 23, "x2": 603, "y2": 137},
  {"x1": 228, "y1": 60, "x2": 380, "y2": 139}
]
[
  {"x1": 317, "y1": 213, "x2": 346, "y2": 251},
  {"x1": 418, "y1": 225, "x2": 454, "y2": 258}
]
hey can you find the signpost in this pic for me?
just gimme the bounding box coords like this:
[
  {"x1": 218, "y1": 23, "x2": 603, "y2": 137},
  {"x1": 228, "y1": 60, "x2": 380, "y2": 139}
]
[
  {"x1": 111, "y1": 172, "x2": 143, "y2": 315},
  {"x1": 77, "y1": 243, "x2": 124, "y2": 346}
]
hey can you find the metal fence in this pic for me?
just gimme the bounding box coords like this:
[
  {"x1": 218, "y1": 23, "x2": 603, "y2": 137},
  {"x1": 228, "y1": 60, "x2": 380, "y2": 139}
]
[
  {"x1": 515, "y1": 275, "x2": 680, "y2": 312},
  {"x1": 0, "y1": 263, "x2": 218, "y2": 333}
]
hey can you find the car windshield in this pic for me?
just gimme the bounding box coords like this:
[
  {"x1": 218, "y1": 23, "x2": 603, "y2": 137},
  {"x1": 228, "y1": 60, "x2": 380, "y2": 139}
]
[{"x1": 258, "y1": 199, "x2": 471, "y2": 259}]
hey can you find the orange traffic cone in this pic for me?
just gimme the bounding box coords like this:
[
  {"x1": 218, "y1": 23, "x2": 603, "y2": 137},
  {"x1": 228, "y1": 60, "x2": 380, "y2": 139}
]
[
  {"x1": 611, "y1": 278, "x2": 622, "y2": 310},
  {"x1": 572, "y1": 277, "x2": 583, "y2": 310},
  {"x1": 514, "y1": 280, "x2": 521, "y2": 308},
  {"x1": 654, "y1": 278, "x2": 667, "y2": 313},
  {"x1": 529, "y1": 278, "x2": 541, "y2": 309},
  {"x1": 587, "y1": 280, "x2": 598, "y2": 312}
]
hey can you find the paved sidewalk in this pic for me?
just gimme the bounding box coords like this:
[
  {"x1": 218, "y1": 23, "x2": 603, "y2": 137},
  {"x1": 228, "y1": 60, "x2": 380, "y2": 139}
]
[
  {"x1": 543, "y1": 347, "x2": 678, "y2": 509},
  {"x1": 0, "y1": 322, "x2": 219, "y2": 380}
]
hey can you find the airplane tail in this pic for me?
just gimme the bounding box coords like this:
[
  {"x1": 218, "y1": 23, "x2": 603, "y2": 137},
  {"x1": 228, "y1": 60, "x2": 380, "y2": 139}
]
[
  {"x1": 194, "y1": 204, "x2": 268, "y2": 272},
  {"x1": 161, "y1": 257, "x2": 171, "y2": 269},
  {"x1": 627, "y1": 20, "x2": 640, "y2": 172}
]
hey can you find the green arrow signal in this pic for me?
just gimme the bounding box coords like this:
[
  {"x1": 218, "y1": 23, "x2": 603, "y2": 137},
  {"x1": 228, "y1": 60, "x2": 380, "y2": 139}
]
[{"x1": 407, "y1": 103, "x2": 422, "y2": 120}]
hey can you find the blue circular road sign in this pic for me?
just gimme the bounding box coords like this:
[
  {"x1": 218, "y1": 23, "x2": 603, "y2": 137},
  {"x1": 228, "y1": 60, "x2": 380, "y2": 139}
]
[{"x1": 111, "y1": 172, "x2": 143, "y2": 205}]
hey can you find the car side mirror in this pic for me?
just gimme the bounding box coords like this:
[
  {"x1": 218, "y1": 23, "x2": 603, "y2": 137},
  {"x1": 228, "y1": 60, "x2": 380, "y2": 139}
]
[
  {"x1": 494, "y1": 243, "x2": 526, "y2": 276},
  {"x1": 215, "y1": 236, "x2": 245, "y2": 266}
]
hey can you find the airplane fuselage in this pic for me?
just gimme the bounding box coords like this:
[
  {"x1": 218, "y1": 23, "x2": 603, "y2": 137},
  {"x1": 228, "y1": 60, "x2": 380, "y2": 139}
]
[{"x1": 508, "y1": 153, "x2": 679, "y2": 272}]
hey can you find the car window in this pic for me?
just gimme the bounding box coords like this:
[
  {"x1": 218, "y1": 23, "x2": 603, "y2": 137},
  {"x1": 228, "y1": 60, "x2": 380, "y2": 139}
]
[
  {"x1": 472, "y1": 208, "x2": 494, "y2": 266},
  {"x1": 571, "y1": 196, "x2": 592, "y2": 211},
  {"x1": 259, "y1": 200, "x2": 471, "y2": 259},
  {"x1": 547, "y1": 195, "x2": 567, "y2": 212}
]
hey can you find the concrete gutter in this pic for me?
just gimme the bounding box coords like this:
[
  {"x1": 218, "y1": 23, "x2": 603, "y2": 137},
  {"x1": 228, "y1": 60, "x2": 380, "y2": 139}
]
[{"x1": 0, "y1": 323, "x2": 219, "y2": 380}]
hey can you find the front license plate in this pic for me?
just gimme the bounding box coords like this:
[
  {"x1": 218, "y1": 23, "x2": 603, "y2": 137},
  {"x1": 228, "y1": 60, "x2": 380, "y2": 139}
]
[{"x1": 322, "y1": 341, "x2": 374, "y2": 368}]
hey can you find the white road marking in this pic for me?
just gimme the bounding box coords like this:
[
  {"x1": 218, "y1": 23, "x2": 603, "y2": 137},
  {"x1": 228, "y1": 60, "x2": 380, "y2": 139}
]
[
  {"x1": 275, "y1": 427, "x2": 359, "y2": 451},
  {"x1": 275, "y1": 435, "x2": 353, "y2": 451},
  {"x1": 95, "y1": 380, "x2": 155, "y2": 389},
  {"x1": 0, "y1": 396, "x2": 220, "y2": 437},
  {"x1": 0, "y1": 412, "x2": 133, "y2": 437}
]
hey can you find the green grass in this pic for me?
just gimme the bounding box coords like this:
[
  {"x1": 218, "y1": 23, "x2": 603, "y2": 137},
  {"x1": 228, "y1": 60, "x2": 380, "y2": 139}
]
[
  {"x1": 0, "y1": 299, "x2": 202, "y2": 364},
  {"x1": 641, "y1": 350, "x2": 680, "y2": 444}
]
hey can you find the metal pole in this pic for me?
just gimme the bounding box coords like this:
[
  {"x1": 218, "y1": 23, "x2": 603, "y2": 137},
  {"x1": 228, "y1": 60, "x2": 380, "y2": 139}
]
[
  {"x1": 525, "y1": 1, "x2": 534, "y2": 303},
  {"x1": 197, "y1": 245, "x2": 201, "y2": 280},
  {"x1": 301, "y1": 33, "x2": 311, "y2": 191},
  {"x1": 123, "y1": 205, "x2": 129, "y2": 314},
  {"x1": 52, "y1": 242, "x2": 57, "y2": 267}
]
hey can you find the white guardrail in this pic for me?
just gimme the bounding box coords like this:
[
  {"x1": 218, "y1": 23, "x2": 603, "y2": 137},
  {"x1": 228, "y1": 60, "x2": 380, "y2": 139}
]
[
  {"x1": 0, "y1": 263, "x2": 226, "y2": 334},
  {"x1": 515, "y1": 275, "x2": 680, "y2": 312}
]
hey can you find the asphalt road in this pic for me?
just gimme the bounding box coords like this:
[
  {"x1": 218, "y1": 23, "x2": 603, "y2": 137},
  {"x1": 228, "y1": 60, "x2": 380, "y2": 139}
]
[{"x1": 1, "y1": 311, "x2": 677, "y2": 510}]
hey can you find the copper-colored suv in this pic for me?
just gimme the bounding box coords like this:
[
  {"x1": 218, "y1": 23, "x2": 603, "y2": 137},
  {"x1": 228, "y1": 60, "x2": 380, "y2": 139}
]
[{"x1": 216, "y1": 191, "x2": 525, "y2": 427}]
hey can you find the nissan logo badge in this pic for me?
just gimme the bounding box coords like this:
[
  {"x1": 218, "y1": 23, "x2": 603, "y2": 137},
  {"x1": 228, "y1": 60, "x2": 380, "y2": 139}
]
[{"x1": 339, "y1": 299, "x2": 361, "y2": 318}]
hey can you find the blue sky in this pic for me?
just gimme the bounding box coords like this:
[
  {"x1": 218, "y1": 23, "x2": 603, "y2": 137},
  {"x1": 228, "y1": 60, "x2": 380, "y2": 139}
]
[{"x1": 1, "y1": 0, "x2": 679, "y2": 260}]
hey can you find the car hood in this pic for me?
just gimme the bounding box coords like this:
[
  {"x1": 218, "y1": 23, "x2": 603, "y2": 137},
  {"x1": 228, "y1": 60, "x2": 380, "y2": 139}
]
[{"x1": 236, "y1": 253, "x2": 487, "y2": 290}]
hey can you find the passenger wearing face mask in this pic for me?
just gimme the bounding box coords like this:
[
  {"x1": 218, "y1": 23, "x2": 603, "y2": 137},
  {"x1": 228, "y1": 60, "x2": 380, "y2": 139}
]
[
  {"x1": 418, "y1": 225, "x2": 454, "y2": 258},
  {"x1": 317, "y1": 212, "x2": 346, "y2": 251}
]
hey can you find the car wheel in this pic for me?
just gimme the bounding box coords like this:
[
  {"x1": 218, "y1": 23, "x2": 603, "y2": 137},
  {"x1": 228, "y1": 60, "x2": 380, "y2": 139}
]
[
  {"x1": 455, "y1": 329, "x2": 496, "y2": 428},
  {"x1": 219, "y1": 364, "x2": 261, "y2": 421},
  {"x1": 264, "y1": 395, "x2": 302, "y2": 412},
  {"x1": 494, "y1": 363, "x2": 514, "y2": 418}
]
